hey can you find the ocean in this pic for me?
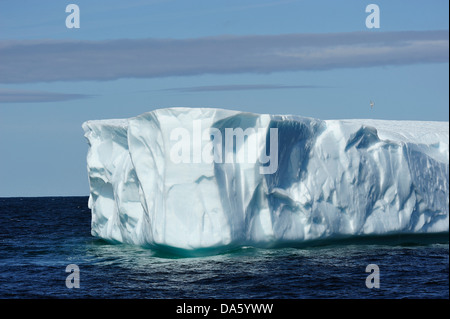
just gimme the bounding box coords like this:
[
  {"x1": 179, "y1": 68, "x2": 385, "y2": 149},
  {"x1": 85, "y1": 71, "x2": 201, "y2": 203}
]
[{"x1": 0, "y1": 197, "x2": 448, "y2": 300}]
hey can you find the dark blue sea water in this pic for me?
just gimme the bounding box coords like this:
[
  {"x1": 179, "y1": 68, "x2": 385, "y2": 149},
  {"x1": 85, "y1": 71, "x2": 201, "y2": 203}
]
[{"x1": 0, "y1": 197, "x2": 448, "y2": 299}]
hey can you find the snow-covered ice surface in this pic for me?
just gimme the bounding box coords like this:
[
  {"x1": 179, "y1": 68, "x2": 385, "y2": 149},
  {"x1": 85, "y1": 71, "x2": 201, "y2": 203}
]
[{"x1": 82, "y1": 108, "x2": 449, "y2": 253}]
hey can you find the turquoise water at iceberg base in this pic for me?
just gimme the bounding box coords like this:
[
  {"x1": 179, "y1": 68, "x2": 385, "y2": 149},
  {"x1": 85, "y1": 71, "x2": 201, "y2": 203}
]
[{"x1": 0, "y1": 197, "x2": 448, "y2": 299}]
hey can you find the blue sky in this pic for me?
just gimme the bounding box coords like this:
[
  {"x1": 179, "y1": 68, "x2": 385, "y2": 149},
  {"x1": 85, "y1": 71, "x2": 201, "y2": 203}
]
[{"x1": 0, "y1": 0, "x2": 448, "y2": 196}]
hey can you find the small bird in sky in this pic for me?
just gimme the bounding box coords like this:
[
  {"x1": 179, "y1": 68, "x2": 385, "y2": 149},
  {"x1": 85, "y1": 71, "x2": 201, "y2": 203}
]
[{"x1": 370, "y1": 100, "x2": 374, "y2": 109}]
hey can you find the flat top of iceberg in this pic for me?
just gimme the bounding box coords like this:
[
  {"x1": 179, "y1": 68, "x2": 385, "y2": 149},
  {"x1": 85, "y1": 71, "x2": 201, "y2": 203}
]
[
  {"x1": 339, "y1": 119, "x2": 449, "y2": 144},
  {"x1": 83, "y1": 118, "x2": 128, "y2": 127},
  {"x1": 83, "y1": 107, "x2": 449, "y2": 162},
  {"x1": 84, "y1": 107, "x2": 449, "y2": 128},
  {"x1": 84, "y1": 107, "x2": 449, "y2": 146}
]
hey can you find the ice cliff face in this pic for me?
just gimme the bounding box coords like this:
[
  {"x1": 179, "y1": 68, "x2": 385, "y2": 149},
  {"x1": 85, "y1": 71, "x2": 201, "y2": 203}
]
[{"x1": 82, "y1": 108, "x2": 449, "y2": 252}]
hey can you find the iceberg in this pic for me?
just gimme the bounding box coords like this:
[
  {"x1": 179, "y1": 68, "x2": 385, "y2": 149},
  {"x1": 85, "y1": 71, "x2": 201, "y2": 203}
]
[{"x1": 82, "y1": 108, "x2": 449, "y2": 253}]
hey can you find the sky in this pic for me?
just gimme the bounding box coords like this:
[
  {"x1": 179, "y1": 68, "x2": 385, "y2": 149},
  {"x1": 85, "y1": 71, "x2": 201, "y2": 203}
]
[{"x1": 0, "y1": 0, "x2": 448, "y2": 197}]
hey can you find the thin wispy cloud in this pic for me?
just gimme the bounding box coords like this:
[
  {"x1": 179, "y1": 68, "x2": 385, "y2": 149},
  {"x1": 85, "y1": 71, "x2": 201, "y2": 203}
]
[
  {"x1": 164, "y1": 84, "x2": 329, "y2": 92},
  {"x1": 0, "y1": 31, "x2": 447, "y2": 84},
  {"x1": 0, "y1": 88, "x2": 90, "y2": 103}
]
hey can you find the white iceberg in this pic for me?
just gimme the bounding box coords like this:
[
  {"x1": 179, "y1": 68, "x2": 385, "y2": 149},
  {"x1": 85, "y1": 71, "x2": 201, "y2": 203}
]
[{"x1": 82, "y1": 108, "x2": 449, "y2": 253}]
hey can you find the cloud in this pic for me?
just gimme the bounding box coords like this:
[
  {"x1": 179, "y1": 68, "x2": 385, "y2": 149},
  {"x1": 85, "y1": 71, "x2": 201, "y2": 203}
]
[
  {"x1": 164, "y1": 84, "x2": 329, "y2": 92},
  {"x1": 0, "y1": 88, "x2": 90, "y2": 103},
  {"x1": 0, "y1": 31, "x2": 447, "y2": 84}
]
